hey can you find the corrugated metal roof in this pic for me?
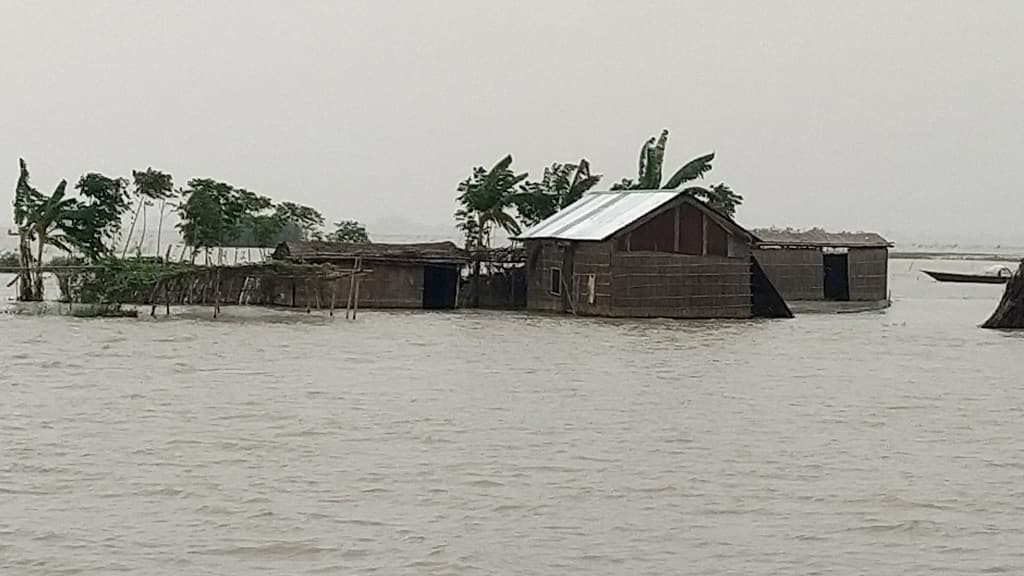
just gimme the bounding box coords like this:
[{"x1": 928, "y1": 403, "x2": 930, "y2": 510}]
[
  {"x1": 753, "y1": 229, "x2": 891, "y2": 248},
  {"x1": 516, "y1": 190, "x2": 680, "y2": 241}
]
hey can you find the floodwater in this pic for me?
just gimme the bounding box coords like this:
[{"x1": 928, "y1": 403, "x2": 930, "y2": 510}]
[{"x1": 1, "y1": 258, "x2": 1022, "y2": 575}]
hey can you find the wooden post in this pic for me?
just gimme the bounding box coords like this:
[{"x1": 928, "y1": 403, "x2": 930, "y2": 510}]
[
  {"x1": 165, "y1": 280, "x2": 171, "y2": 316},
  {"x1": 314, "y1": 274, "x2": 322, "y2": 312},
  {"x1": 213, "y1": 267, "x2": 221, "y2": 319},
  {"x1": 352, "y1": 275, "x2": 361, "y2": 320},
  {"x1": 150, "y1": 279, "x2": 161, "y2": 317},
  {"x1": 345, "y1": 259, "x2": 358, "y2": 319},
  {"x1": 330, "y1": 277, "x2": 338, "y2": 317},
  {"x1": 305, "y1": 278, "x2": 311, "y2": 314}
]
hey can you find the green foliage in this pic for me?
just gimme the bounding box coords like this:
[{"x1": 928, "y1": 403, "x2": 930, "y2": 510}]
[
  {"x1": 176, "y1": 179, "x2": 325, "y2": 251},
  {"x1": 322, "y1": 220, "x2": 370, "y2": 243},
  {"x1": 455, "y1": 155, "x2": 527, "y2": 250},
  {"x1": 688, "y1": 183, "x2": 744, "y2": 218},
  {"x1": 131, "y1": 168, "x2": 175, "y2": 201},
  {"x1": 513, "y1": 159, "x2": 601, "y2": 227},
  {"x1": 609, "y1": 129, "x2": 741, "y2": 217},
  {"x1": 274, "y1": 202, "x2": 324, "y2": 240},
  {"x1": 123, "y1": 168, "x2": 176, "y2": 256},
  {"x1": 0, "y1": 250, "x2": 18, "y2": 268},
  {"x1": 612, "y1": 129, "x2": 714, "y2": 191},
  {"x1": 72, "y1": 257, "x2": 179, "y2": 304},
  {"x1": 70, "y1": 172, "x2": 131, "y2": 260}
]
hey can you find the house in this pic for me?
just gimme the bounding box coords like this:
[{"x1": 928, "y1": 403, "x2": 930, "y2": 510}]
[
  {"x1": 515, "y1": 190, "x2": 790, "y2": 319},
  {"x1": 272, "y1": 241, "x2": 469, "y2": 309},
  {"x1": 752, "y1": 229, "x2": 891, "y2": 302}
]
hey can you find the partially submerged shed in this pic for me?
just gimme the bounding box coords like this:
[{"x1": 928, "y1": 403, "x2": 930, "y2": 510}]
[
  {"x1": 272, "y1": 241, "x2": 469, "y2": 309},
  {"x1": 752, "y1": 229, "x2": 891, "y2": 302},
  {"x1": 516, "y1": 190, "x2": 790, "y2": 319}
]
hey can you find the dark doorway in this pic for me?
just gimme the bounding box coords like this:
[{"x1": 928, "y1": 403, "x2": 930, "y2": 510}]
[
  {"x1": 823, "y1": 253, "x2": 850, "y2": 301},
  {"x1": 423, "y1": 265, "x2": 459, "y2": 309}
]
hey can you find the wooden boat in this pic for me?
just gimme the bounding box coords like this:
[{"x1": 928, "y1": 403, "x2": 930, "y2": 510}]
[{"x1": 923, "y1": 265, "x2": 1012, "y2": 284}]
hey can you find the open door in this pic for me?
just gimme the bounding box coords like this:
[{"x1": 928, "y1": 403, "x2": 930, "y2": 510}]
[
  {"x1": 423, "y1": 265, "x2": 459, "y2": 309},
  {"x1": 823, "y1": 253, "x2": 850, "y2": 301}
]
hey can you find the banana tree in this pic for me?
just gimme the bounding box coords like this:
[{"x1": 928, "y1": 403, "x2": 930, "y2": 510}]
[
  {"x1": 12, "y1": 159, "x2": 43, "y2": 300},
  {"x1": 513, "y1": 159, "x2": 602, "y2": 226},
  {"x1": 454, "y1": 154, "x2": 527, "y2": 250},
  {"x1": 611, "y1": 129, "x2": 742, "y2": 217},
  {"x1": 27, "y1": 180, "x2": 80, "y2": 298}
]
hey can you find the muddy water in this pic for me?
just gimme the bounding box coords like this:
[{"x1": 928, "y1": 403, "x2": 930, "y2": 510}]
[{"x1": 1, "y1": 260, "x2": 1022, "y2": 575}]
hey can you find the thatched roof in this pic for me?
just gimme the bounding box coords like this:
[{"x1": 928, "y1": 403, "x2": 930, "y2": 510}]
[
  {"x1": 273, "y1": 241, "x2": 470, "y2": 264},
  {"x1": 753, "y1": 228, "x2": 891, "y2": 249}
]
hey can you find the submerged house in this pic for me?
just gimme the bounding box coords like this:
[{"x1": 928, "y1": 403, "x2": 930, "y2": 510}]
[
  {"x1": 515, "y1": 190, "x2": 790, "y2": 319},
  {"x1": 752, "y1": 229, "x2": 891, "y2": 302},
  {"x1": 272, "y1": 241, "x2": 469, "y2": 309}
]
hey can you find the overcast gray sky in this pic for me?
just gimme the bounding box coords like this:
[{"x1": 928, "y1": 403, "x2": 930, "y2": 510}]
[{"x1": 3, "y1": 1, "x2": 1023, "y2": 244}]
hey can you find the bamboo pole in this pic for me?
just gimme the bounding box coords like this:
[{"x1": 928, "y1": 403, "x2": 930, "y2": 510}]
[
  {"x1": 352, "y1": 257, "x2": 362, "y2": 319},
  {"x1": 352, "y1": 275, "x2": 361, "y2": 320},
  {"x1": 314, "y1": 274, "x2": 322, "y2": 312},
  {"x1": 345, "y1": 260, "x2": 357, "y2": 319},
  {"x1": 330, "y1": 278, "x2": 338, "y2": 317},
  {"x1": 150, "y1": 279, "x2": 161, "y2": 317},
  {"x1": 213, "y1": 267, "x2": 221, "y2": 319}
]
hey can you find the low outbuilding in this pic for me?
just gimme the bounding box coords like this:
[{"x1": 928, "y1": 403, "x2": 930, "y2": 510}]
[
  {"x1": 752, "y1": 229, "x2": 891, "y2": 302},
  {"x1": 272, "y1": 241, "x2": 469, "y2": 309}
]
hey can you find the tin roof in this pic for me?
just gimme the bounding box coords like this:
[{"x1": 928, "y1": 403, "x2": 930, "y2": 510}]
[
  {"x1": 517, "y1": 190, "x2": 753, "y2": 242},
  {"x1": 753, "y1": 228, "x2": 891, "y2": 248}
]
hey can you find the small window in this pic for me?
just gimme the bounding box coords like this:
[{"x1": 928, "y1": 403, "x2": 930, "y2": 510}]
[{"x1": 549, "y1": 267, "x2": 562, "y2": 296}]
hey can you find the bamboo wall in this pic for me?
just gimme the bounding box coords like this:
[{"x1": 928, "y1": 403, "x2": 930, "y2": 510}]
[
  {"x1": 526, "y1": 240, "x2": 566, "y2": 313},
  {"x1": 609, "y1": 252, "x2": 752, "y2": 318},
  {"x1": 752, "y1": 248, "x2": 825, "y2": 301},
  {"x1": 281, "y1": 262, "x2": 425, "y2": 309},
  {"x1": 848, "y1": 247, "x2": 889, "y2": 301}
]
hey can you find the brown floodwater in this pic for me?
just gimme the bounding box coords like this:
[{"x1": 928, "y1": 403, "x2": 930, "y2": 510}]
[{"x1": 1, "y1": 259, "x2": 1022, "y2": 575}]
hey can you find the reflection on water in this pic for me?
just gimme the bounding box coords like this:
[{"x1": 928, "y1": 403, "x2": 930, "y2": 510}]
[{"x1": 1, "y1": 260, "x2": 1023, "y2": 575}]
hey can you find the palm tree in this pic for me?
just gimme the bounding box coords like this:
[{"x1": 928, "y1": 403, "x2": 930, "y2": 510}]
[
  {"x1": 611, "y1": 129, "x2": 743, "y2": 217},
  {"x1": 123, "y1": 168, "x2": 174, "y2": 258},
  {"x1": 513, "y1": 159, "x2": 602, "y2": 226}
]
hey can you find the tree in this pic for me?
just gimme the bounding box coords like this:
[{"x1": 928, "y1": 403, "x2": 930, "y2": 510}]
[
  {"x1": 274, "y1": 202, "x2": 324, "y2": 240},
  {"x1": 610, "y1": 129, "x2": 743, "y2": 218},
  {"x1": 69, "y1": 173, "x2": 131, "y2": 261},
  {"x1": 322, "y1": 220, "x2": 370, "y2": 243},
  {"x1": 123, "y1": 168, "x2": 174, "y2": 258},
  {"x1": 12, "y1": 159, "x2": 43, "y2": 300},
  {"x1": 9, "y1": 161, "x2": 131, "y2": 301},
  {"x1": 454, "y1": 154, "x2": 527, "y2": 250},
  {"x1": 176, "y1": 179, "x2": 322, "y2": 258},
  {"x1": 513, "y1": 159, "x2": 602, "y2": 227},
  {"x1": 27, "y1": 179, "x2": 78, "y2": 298}
]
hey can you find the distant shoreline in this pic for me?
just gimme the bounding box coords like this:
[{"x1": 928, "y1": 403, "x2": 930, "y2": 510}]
[{"x1": 891, "y1": 251, "x2": 1021, "y2": 262}]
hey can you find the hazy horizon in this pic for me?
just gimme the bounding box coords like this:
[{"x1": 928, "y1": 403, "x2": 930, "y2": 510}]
[{"x1": 3, "y1": 1, "x2": 1024, "y2": 246}]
